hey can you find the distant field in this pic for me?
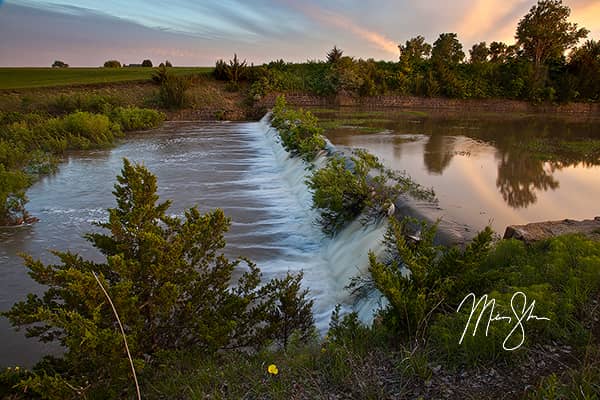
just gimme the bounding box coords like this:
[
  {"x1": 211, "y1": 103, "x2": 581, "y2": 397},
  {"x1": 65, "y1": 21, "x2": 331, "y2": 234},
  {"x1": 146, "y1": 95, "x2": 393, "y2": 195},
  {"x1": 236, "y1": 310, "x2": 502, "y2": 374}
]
[{"x1": 0, "y1": 67, "x2": 213, "y2": 89}]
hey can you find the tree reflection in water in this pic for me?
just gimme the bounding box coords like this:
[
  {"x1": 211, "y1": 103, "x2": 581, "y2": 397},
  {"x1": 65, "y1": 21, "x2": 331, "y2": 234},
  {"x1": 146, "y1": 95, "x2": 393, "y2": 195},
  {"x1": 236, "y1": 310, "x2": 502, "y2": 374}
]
[
  {"x1": 423, "y1": 133, "x2": 455, "y2": 174},
  {"x1": 495, "y1": 149, "x2": 559, "y2": 208}
]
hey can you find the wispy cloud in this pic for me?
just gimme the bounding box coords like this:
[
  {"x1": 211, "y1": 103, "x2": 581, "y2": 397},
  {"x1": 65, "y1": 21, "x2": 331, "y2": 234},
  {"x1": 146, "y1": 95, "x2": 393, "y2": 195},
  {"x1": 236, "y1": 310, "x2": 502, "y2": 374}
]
[{"x1": 289, "y1": 2, "x2": 399, "y2": 55}]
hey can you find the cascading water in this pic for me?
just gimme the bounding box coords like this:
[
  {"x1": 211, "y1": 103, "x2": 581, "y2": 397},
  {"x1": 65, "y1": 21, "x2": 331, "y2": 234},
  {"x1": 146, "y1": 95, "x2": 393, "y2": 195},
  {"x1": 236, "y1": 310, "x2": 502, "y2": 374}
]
[{"x1": 249, "y1": 114, "x2": 389, "y2": 328}]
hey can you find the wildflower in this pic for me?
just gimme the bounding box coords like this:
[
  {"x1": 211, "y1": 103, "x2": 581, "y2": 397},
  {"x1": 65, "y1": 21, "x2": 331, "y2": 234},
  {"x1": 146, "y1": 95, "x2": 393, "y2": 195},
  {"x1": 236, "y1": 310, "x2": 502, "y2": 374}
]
[
  {"x1": 15, "y1": 366, "x2": 20, "y2": 372},
  {"x1": 267, "y1": 364, "x2": 279, "y2": 375}
]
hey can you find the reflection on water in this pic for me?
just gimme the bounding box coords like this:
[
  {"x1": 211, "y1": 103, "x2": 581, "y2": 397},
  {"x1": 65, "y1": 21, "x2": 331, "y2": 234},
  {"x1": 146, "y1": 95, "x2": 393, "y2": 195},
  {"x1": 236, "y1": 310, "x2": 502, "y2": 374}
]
[
  {"x1": 314, "y1": 108, "x2": 600, "y2": 233},
  {"x1": 496, "y1": 150, "x2": 559, "y2": 209}
]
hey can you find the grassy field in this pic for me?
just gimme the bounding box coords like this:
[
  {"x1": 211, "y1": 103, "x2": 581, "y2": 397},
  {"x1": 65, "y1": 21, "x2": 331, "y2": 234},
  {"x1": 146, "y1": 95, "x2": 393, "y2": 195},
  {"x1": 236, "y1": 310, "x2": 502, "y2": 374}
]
[{"x1": 0, "y1": 67, "x2": 213, "y2": 89}]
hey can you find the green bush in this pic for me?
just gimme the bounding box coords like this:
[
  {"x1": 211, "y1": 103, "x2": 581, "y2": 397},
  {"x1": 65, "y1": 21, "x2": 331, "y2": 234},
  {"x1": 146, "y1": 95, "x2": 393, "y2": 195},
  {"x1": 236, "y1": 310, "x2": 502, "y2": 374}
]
[
  {"x1": 48, "y1": 94, "x2": 122, "y2": 115},
  {"x1": 0, "y1": 164, "x2": 30, "y2": 225},
  {"x1": 109, "y1": 107, "x2": 165, "y2": 131},
  {"x1": 306, "y1": 148, "x2": 435, "y2": 235},
  {"x1": 158, "y1": 74, "x2": 191, "y2": 109},
  {"x1": 2, "y1": 159, "x2": 315, "y2": 397},
  {"x1": 270, "y1": 95, "x2": 326, "y2": 161}
]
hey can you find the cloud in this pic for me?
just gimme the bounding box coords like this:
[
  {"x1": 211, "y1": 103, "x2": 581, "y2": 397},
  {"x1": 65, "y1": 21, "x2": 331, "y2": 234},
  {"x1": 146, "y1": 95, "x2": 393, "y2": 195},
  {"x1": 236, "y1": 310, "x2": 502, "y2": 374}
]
[{"x1": 286, "y1": 2, "x2": 399, "y2": 55}]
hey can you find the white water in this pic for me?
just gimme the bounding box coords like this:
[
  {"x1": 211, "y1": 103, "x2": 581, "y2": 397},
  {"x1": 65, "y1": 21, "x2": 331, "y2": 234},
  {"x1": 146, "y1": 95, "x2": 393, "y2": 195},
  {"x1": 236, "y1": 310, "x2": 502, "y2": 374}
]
[{"x1": 251, "y1": 115, "x2": 388, "y2": 328}]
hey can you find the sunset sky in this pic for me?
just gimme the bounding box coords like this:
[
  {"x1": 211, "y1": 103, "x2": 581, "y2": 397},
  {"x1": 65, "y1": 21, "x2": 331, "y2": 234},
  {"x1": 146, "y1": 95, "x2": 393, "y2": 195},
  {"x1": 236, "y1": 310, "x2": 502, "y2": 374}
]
[{"x1": 1, "y1": 0, "x2": 599, "y2": 67}]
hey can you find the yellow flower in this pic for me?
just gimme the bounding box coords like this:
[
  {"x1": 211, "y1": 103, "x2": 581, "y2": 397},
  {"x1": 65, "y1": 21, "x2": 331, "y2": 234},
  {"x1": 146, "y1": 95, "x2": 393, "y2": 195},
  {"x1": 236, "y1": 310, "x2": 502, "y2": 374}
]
[
  {"x1": 14, "y1": 366, "x2": 20, "y2": 372},
  {"x1": 321, "y1": 348, "x2": 327, "y2": 353},
  {"x1": 267, "y1": 364, "x2": 279, "y2": 375}
]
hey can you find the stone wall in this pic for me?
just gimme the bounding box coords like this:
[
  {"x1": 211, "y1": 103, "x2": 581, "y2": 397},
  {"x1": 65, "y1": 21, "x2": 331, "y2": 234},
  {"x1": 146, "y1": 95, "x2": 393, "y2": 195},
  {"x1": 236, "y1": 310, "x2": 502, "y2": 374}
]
[{"x1": 255, "y1": 93, "x2": 600, "y2": 115}]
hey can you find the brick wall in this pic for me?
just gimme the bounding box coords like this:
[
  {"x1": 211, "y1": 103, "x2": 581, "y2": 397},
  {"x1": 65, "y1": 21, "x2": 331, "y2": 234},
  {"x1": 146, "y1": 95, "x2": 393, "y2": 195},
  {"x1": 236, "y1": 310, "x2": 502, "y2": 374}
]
[{"x1": 255, "y1": 93, "x2": 600, "y2": 115}]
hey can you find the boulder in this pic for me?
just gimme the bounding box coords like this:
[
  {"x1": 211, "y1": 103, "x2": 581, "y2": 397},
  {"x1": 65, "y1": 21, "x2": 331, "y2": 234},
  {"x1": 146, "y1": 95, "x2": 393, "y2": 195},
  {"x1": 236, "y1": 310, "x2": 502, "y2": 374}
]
[{"x1": 504, "y1": 217, "x2": 600, "y2": 243}]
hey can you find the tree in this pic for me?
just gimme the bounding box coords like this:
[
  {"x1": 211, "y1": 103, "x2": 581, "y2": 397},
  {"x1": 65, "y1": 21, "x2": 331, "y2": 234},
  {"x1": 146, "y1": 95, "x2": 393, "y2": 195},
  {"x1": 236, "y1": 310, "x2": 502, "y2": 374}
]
[
  {"x1": 326, "y1": 46, "x2": 344, "y2": 64},
  {"x1": 3, "y1": 159, "x2": 313, "y2": 397},
  {"x1": 431, "y1": 33, "x2": 465, "y2": 65},
  {"x1": 399, "y1": 35, "x2": 432, "y2": 67},
  {"x1": 469, "y1": 42, "x2": 490, "y2": 63},
  {"x1": 568, "y1": 40, "x2": 600, "y2": 100},
  {"x1": 489, "y1": 41, "x2": 509, "y2": 63},
  {"x1": 516, "y1": 0, "x2": 588, "y2": 85},
  {"x1": 165, "y1": 60, "x2": 173, "y2": 67},
  {"x1": 431, "y1": 33, "x2": 466, "y2": 97},
  {"x1": 52, "y1": 60, "x2": 68, "y2": 68},
  {"x1": 227, "y1": 53, "x2": 247, "y2": 83},
  {"x1": 141, "y1": 59, "x2": 153, "y2": 67},
  {"x1": 103, "y1": 60, "x2": 122, "y2": 68}
]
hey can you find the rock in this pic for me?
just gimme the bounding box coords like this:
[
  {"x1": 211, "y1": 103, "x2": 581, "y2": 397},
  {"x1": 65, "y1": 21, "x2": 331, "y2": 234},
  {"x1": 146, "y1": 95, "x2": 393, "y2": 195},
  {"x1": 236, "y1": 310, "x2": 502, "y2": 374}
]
[{"x1": 503, "y1": 217, "x2": 600, "y2": 243}]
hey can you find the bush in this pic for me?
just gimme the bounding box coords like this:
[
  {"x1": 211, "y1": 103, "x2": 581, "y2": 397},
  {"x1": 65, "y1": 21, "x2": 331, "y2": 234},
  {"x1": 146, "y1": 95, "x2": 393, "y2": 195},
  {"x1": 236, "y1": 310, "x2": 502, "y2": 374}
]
[
  {"x1": 103, "y1": 60, "x2": 121, "y2": 68},
  {"x1": 270, "y1": 95, "x2": 326, "y2": 161},
  {"x1": 109, "y1": 107, "x2": 165, "y2": 131},
  {"x1": 2, "y1": 159, "x2": 315, "y2": 397},
  {"x1": 151, "y1": 65, "x2": 168, "y2": 84},
  {"x1": 0, "y1": 164, "x2": 30, "y2": 225},
  {"x1": 141, "y1": 59, "x2": 153, "y2": 67},
  {"x1": 158, "y1": 74, "x2": 191, "y2": 109},
  {"x1": 48, "y1": 94, "x2": 122, "y2": 115}
]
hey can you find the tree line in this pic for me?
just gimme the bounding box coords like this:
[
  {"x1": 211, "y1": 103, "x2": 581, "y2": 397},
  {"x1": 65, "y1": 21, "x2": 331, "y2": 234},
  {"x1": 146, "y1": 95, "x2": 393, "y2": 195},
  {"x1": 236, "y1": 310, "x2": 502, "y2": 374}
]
[{"x1": 218, "y1": 0, "x2": 599, "y2": 103}]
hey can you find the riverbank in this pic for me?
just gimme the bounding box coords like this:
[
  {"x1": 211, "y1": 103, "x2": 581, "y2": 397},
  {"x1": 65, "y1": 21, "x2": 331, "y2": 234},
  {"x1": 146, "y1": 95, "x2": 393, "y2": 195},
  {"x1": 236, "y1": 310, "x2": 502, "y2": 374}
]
[{"x1": 3, "y1": 76, "x2": 600, "y2": 125}]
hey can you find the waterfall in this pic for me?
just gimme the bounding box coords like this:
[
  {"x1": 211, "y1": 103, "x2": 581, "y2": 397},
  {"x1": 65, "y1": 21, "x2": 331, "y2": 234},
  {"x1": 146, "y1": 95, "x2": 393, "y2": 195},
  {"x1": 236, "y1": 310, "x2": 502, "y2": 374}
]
[{"x1": 250, "y1": 114, "x2": 388, "y2": 331}]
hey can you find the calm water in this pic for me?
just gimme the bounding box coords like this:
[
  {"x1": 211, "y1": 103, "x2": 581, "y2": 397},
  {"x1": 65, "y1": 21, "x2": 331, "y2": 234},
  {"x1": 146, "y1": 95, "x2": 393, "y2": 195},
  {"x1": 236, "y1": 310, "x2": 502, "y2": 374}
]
[
  {"x1": 0, "y1": 118, "x2": 384, "y2": 366},
  {"x1": 314, "y1": 109, "x2": 600, "y2": 234}
]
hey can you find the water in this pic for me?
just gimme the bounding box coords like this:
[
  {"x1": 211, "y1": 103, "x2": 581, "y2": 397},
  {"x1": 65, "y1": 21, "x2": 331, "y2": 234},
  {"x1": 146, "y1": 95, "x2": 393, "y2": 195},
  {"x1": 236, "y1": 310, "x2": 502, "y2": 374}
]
[
  {"x1": 0, "y1": 117, "x2": 385, "y2": 366},
  {"x1": 314, "y1": 109, "x2": 600, "y2": 234}
]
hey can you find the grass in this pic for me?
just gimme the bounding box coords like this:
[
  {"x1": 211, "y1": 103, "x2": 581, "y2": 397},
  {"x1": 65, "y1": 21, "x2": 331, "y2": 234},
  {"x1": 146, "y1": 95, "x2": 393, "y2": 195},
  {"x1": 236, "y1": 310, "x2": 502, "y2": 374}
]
[{"x1": 0, "y1": 67, "x2": 213, "y2": 90}]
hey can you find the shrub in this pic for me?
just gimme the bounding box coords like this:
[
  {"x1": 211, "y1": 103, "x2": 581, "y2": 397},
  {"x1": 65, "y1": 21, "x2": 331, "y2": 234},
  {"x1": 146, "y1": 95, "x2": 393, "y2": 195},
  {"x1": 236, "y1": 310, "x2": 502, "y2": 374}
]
[
  {"x1": 141, "y1": 59, "x2": 153, "y2": 67},
  {"x1": 364, "y1": 217, "x2": 495, "y2": 340},
  {"x1": 2, "y1": 159, "x2": 315, "y2": 397},
  {"x1": 48, "y1": 94, "x2": 122, "y2": 115},
  {"x1": 103, "y1": 60, "x2": 121, "y2": 68},
  {"x1": 213, "y1": 59, "x2": 228, "y2": 81},
  {"x1": 158, "y1": 74, "x2": 191, "y2": 109},
  {"x1": 109, "y1": 107, "x2": 165, "y2": 131},
  {"x1": 270, "y1": 95, "x2": 326, "y2": 161},
  {"x1": 307, "y1": 148, "x2": 435, "y2": 235},
  {"x1": 151, "y1": 65, "x2": 168, "y2": 84},
  {"x1": 58, "y1": 111, "x2": 122, "y2": 148},
  {"x1": 0, "y1": 164, "x2": 30, "y2": 225}
]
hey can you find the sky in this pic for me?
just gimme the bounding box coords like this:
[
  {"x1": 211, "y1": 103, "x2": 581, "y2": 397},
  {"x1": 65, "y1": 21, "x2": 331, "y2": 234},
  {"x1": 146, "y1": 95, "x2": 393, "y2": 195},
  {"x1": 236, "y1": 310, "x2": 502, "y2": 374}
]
[{"x1": 0, "y1": 0, "x2": 599, "y2": 67}]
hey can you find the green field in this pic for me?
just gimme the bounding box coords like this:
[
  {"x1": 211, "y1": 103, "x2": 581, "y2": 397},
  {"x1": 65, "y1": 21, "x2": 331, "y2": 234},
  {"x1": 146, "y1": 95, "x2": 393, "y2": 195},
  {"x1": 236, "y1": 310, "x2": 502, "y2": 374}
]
[{"x1": 0, "y1": 67, "x2": 213, "y2": 89}]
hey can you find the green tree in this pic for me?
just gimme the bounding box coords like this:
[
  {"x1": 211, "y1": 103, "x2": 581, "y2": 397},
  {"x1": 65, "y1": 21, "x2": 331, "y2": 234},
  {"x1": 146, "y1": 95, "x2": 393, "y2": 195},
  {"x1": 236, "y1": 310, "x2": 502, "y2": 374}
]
[
  {"x1": 469, "y1": 42, "x2": 490, "y2": 64},
  {"x1": 3, "y1": 159, "x2": 313, "y2": 397},
  {"x1": 227, "y1": 53, "x2": 248, "y2": 83},
  {"x1": 431, "y1": 33, "x2": 465, "y2": 65},
  {"x1": 326, "y1": 45, "x2": 344, "y2": 64},
  {"x1": 515, "y1": 0, "x2": 588, "y2": 87},
  {"x1": 103, "y1": 60, "x2": 122, "y2": 68},
  {"x1": 141, "y1": 59, "x2": 153, "y2": 67},
  {"x1": 51, "y1": 60, "x2": 68, "y2": 68},
  {"x1": 431, "y1": 33, "x2": 466, "y2": 97},
  {"x1": 568, "y1": 40, "x2": 600, "y2": 100},
  {"x1": 398, "y1": 35, "x2": 432, "y2": 68}
]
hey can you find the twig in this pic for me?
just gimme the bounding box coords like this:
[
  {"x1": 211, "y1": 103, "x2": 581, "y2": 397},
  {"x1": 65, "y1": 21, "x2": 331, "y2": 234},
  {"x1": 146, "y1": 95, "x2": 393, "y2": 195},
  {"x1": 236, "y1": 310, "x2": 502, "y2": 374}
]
[{"x1": 92, "y1": 271, "x2": 141, "y2": 400}]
